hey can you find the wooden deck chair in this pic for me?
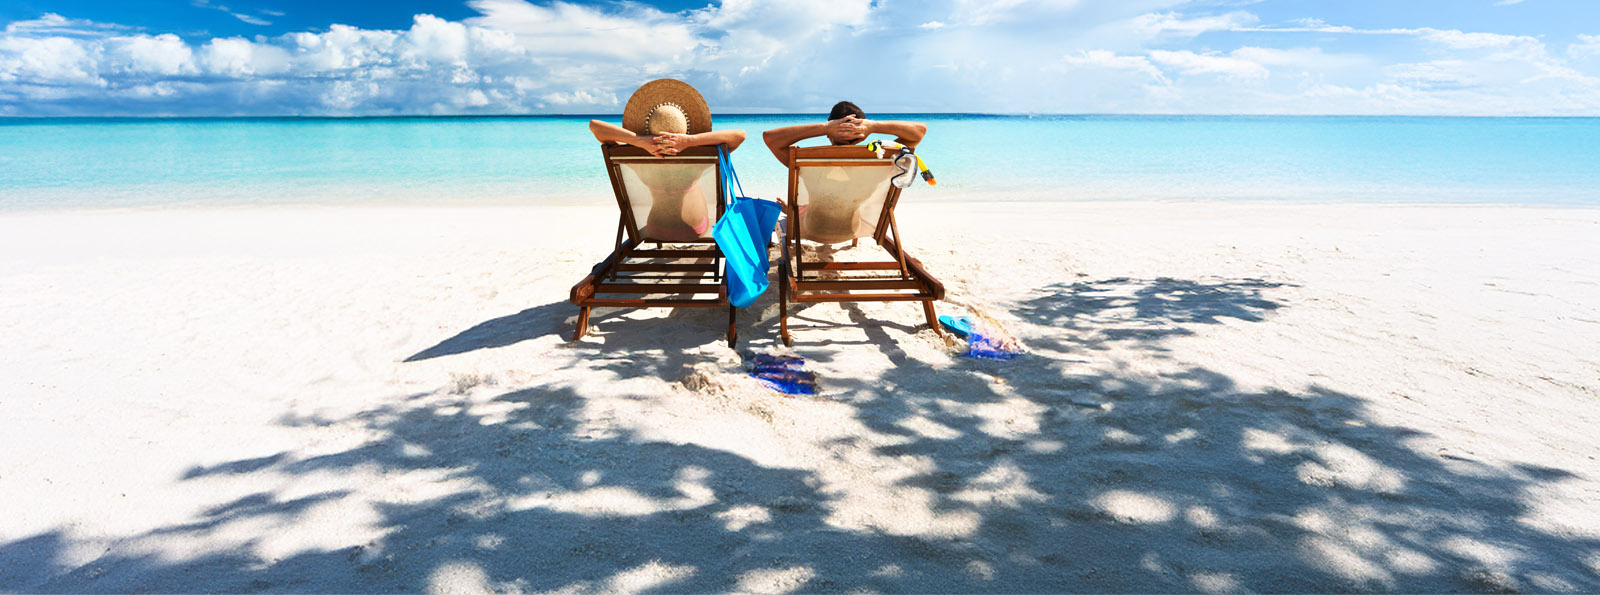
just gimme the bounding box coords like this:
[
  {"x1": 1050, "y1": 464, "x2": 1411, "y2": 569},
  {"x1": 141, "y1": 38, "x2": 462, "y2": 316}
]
[
  {"x1": 778, "y1": 145, "x2": 945, "y2": 345},
  {"x1": 570, "y1": 144, "x2": 735, "y2": 346}
]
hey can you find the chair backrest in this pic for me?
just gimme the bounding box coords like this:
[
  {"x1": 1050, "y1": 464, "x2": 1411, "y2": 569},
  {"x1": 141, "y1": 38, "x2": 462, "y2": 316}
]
[
  {"x1": 603, "y1": 145, "x2": 725, "y2": 243},
  {"x1": 787, "y1": 145, "x2": 906, "y2": 245}
]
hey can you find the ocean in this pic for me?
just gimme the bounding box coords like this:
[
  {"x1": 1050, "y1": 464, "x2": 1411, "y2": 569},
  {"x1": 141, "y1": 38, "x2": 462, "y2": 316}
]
[{"x1": 2, "y1": 115, "x2": 1597, "y2": 211}]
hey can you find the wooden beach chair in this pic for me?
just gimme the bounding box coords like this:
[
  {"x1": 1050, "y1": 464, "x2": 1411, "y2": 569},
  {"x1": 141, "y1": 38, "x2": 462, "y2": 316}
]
[
  {"x1": 570, "y1": 144, "x2": 735, "y2": 346},
  {"x1": 777, "y1": 145, "x2": 945, "y2": 345}
]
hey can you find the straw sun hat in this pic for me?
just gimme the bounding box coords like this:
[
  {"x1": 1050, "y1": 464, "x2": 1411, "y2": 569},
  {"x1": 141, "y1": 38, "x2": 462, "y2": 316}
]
[{"x1": 621, "y1": 79, "x2": 713, "y2": 136}]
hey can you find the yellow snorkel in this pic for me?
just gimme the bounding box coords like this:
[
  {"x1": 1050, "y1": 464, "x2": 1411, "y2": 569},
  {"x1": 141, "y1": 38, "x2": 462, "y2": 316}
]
[
  {"x1": 868, "y1": 140, "x2": 937, "y2": 188},
  {"x1": 914, "y1": 154, "x2": 936, "y2": 185}
]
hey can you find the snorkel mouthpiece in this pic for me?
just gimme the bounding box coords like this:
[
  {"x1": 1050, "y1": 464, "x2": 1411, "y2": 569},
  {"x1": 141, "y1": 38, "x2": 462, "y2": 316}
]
[{"x1": 915, "y1": 155, "x2": 936, "y2": 185}]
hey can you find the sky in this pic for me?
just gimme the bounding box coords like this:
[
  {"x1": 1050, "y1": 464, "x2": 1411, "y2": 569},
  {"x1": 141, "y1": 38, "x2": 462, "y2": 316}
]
[{"x1": 1, "y1": 0, "x2": 1598, "y2": 116}]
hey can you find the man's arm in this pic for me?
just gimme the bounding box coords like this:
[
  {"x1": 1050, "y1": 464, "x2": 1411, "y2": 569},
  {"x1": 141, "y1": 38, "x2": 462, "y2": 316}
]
[
  {"x1": 762, "y1": 116, "x2": 870, "y2": 166},
  {"x1": 762, "y1": 122, "x2": 829, "y2": 167},
  {"x1": 865, "y1": 119, "x2": 927, "y2": 149}
]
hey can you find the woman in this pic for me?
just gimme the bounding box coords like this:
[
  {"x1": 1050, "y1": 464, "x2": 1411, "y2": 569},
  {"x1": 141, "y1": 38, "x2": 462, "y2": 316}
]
[{"x1": 588, "y1": 79, "x2": 745, "y2": 242}]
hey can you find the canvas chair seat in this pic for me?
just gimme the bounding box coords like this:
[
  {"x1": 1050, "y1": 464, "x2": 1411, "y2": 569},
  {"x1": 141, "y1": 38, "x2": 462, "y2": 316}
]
[
  {"x1": 778, "y1": 145, "x2": 945, "y2": 346},
  {"x1": 570, "y1": 145, "x2": 736, "y2": 346},
  {"x1": 794, "y1": 164, "x2": 895, "y2": 244},
  {"x1": 614, "y1": 159, "x2": 718, "y2": 242}
]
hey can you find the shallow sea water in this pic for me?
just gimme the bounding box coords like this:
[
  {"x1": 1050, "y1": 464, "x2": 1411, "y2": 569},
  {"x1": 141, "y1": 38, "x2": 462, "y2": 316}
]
[{"x1": 2, "y1": 115, "x2": 1597, "y2": 211}]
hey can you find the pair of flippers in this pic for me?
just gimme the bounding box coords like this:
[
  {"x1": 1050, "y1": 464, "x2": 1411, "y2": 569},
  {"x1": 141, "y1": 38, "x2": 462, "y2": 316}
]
[
  {"x1": 940, "y1": 315, "x2": 1027, "y2": 360},
  {"x1": 744, "y1": 315, "x2": 1025, "y2": 398}
]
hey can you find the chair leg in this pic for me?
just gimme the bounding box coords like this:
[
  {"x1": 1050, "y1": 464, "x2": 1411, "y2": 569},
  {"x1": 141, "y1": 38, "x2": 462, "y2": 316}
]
[
  {"x1": 922, "y1": 300, "x2": 941, "y2": 336},
  {"x1": 727, "y1": 306, "x2": 737, "y2": 347},
  {"x1": 574, "y1": 306, "x2": 591, "y2": 341},
  {"x1": 779, "y1": 262, "x2": 793, "y2": 347}
]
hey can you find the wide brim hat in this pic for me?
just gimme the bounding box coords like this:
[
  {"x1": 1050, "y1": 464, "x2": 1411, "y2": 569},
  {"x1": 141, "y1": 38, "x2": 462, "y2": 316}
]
[{"x1": 622, "y1": 79, "x2": 713, "y2": 136}]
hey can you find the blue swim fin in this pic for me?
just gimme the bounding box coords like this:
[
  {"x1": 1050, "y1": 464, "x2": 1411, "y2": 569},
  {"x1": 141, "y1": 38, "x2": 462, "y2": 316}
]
[{"x1": 938, "y1": 315, "x2": 975, "y2": 338}]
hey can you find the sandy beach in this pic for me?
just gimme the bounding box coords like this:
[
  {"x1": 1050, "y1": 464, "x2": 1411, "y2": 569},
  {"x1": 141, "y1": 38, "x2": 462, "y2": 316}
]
[{"x1": 2, "y1": 200, "x2": 1599, "y2": 592}]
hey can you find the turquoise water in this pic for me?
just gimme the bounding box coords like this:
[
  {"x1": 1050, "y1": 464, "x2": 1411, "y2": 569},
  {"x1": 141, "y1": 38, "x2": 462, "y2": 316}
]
[{"x1": 1, "y1": 115, "x2": 1597, "y2": 211}]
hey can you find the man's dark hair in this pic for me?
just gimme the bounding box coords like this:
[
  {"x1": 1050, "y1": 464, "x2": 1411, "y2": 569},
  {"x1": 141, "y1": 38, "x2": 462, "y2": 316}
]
[{"x1": 828, "y1": 101, "x2": 865, "y2": 121}]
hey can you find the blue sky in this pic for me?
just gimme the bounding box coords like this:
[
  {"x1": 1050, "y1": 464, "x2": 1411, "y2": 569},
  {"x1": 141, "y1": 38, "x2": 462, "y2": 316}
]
[{"x1": 2, "y1": 0, "x2": 1597, "y2": 116}]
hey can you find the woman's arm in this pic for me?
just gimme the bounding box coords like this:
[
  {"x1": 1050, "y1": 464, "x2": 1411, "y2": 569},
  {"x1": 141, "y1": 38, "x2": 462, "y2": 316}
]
[
  {"x1": 589, "y1": 119, "x2": 669, "y2": 155},
  {"x1": 699, "y1": 129, "x2": 746, "y2": 152},
  {"x1": 655, "y1": 129, "x2": 746, "y2": 154}
]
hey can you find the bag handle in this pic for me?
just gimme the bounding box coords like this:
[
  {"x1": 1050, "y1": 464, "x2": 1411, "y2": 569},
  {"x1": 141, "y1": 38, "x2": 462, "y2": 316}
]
[{"x1": 718, "y1": 145, "x2": 745, "y2": 205}]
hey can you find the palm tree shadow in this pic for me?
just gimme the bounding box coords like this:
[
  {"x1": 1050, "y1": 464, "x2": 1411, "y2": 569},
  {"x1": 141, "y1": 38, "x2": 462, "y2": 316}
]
[
  {"x1": 406, "y1": 300, "x2": 743, "y2": 365},
  {"x1": 404, "y1": 301, "x2": 574, "y2": 362},
  {"x1": 1013, "y1": 277, "x2": 1288, "y2": 355},
  {"x1": 5, "y1": 276, "x2": 1598, "y2": 592}
]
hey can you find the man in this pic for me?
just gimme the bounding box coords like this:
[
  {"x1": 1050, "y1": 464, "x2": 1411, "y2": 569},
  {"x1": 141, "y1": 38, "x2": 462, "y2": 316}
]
[{"x1": 761, "y1": 101, "x2": 926, "y2": 167}]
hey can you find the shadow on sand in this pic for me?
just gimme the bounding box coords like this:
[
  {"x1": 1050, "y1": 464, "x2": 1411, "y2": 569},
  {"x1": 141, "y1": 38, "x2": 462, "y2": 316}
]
[{"x1": 5, "y1": 277, "x2": 1597, "y2": 592}]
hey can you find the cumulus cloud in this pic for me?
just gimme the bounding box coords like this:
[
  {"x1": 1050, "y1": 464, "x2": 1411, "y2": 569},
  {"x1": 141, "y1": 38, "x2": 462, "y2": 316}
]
[
  {"x1": 1, "y1": 2, "x2": 1598, "y2": 116},
  {"x1": 0, "y1": 11, "x2": 542, "y2": 115},
  {"x1": 107, "y1": 34, "x2": 195, "y2": 76}
]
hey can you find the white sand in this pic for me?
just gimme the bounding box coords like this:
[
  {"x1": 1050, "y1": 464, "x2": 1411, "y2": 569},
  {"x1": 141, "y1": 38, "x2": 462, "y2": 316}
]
[{"x1": 1, "y1": 201, "x2": 1598, "y2": 592}]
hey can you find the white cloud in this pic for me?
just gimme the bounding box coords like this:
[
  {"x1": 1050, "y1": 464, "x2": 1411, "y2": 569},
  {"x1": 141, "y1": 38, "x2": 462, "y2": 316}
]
[
  {"x1": 403, "y1": 14, "x2": 472, "y2": 64},
  {"x1": 1149, "y1": 49, "x2": 1269, "y2": 79},
  {"x1": 1, "y1": 3, "x2": 1598, "y2": 116},
  {"x1": 0, "y1": 35, "x2": 102, "y2": 84},
  {"x1": 467, "y1": 0, "x2": 698, "y2": 62},
  {"x1": 697, "y1": 0, "x2": 872, "y2": 33},
  {"x1": 191, "y1": 0, "x2": 274, "y2": 27},
  {"x1": 952, "y1": 0, "x2": 1093, "y2": 27},
  {"x1": 200, "y1": 37, "x2": 289, "y2": 76},
  {"x1": 1385, "y1": 60, "x2": 1480, "y2": 89},
  {"x1": 3, "y1": 13, "x2": 128, "y2": 37},
  {"x1": 1131, "y1": 11, "x2": 1258, "y2": 38},
  {"x1": 1238, "y1": 20, "x2": 1416, "y2": 35},
  {"x1": 287, "y1": 25, "x2": 400, "y2": 72},
  {"x1": 1418, "y1": 29, "x2": 1538, "y2": 50},
  {"x1": 1571, "y1": 34, "x2": 1600, "y2": 59},
  {"x1": 1230, "y1": 46, "x2": 1368, "y2": 71},
  {"x1": 1242, "y1": 21, "x2": 1544, "y2": 54},
  {"x1": 107, "y1": 34, "x2": 195, "y2": 76},
  {"x1": 539, "y1": 89, "x2": 619, "y2": 106},
  {"x1": 1058, "y1": 49, "x2": 1167, "y2": 82}
]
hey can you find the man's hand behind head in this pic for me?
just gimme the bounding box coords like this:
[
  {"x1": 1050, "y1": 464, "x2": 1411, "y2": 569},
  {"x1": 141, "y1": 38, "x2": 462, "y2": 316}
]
[{"x1": 826, "y1": 115, "x2": 868, "y2": 145}]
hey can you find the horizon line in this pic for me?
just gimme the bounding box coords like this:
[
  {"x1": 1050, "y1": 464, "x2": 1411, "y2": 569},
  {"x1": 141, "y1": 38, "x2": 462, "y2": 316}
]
[{"x1": 4, "y1": 113, "x2": 1599, "y2": 121}]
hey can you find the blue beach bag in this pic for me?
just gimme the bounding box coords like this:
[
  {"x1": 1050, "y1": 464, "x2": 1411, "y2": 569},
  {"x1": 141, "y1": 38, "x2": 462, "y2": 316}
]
[{"x1": 712, "y1": 146, "x2": 781, "y2": 308}]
